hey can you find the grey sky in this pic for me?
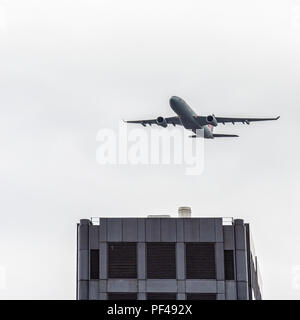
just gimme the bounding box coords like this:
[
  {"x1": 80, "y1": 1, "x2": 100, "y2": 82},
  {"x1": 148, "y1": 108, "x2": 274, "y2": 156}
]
[{"x1": 0, "y1": 0, "x2": 299, "y2": 299}]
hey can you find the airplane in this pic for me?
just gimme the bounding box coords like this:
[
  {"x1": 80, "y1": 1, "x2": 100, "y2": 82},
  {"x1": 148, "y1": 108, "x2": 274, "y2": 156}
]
[{"x1": 124, "y1": 96, "x2": 280, "y2": 138}]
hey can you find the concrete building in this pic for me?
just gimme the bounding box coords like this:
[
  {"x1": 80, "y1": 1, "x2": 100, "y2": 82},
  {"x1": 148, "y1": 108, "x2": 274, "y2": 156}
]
[{"x1": 76, "y1": 208, "x2": 262, "y2": 300}]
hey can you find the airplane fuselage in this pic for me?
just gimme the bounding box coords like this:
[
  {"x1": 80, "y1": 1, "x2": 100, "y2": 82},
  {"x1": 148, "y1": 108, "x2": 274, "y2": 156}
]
[
  {"x1": 169, "y1": 96, "x2": 214, "y2": 138},
  {"x1": 125, "y1": 96, "x2": 279, "y2": 139}
]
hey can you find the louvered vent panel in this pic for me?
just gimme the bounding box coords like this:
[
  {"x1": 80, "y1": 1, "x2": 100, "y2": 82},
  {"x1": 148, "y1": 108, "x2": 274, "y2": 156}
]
[
  {"x1": 108, "y1": 242, "x2": 137, "y2": 278},
  {"x1": 186, "y1": 243, "x2": 216, "y2": 279},
  {"x1": 147, "y1": 243, "x2": 176, "y2": 279}
]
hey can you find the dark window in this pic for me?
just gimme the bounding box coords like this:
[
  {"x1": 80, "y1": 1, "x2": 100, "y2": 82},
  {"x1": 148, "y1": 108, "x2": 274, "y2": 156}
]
[
  {"x1": 186, "y1": 293, "x2": 216, "y2": 300},
  {"x1": 108, "y1": 242, "x2": 137, "y2": 278},
  {"x1": 185, "y1": 243, "x2": 216, "y2": 279},
  {"x1": 90, "y1": 249, "x2": 99, "y2": 279},
  {"x1": 147, "y1": 243, "x2": 176, "y2": 279},
  {"x1": 108, "y1": 293, "x2": 137, "y2": 300},
  {"x1": 224, "y1": 250, "x2": 235, "y2": 280},
  {"x1": 147, "y1": 293, "x2": 177, "y2": 300}
]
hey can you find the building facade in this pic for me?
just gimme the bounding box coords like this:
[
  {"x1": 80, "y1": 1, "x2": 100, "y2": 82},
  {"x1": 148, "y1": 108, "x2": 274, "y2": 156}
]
[{"x1": 76, "y1": 210, "x2": 262, "y2": 300}]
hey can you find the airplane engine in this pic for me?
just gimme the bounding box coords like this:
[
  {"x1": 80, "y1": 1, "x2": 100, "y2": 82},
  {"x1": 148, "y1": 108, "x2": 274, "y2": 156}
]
[
  {"x1": 206, "y1": 115, "x2": 218, "y2": 126},
  {"x1": 156, "y1": 116, "x2": 168, "y2": 127}
]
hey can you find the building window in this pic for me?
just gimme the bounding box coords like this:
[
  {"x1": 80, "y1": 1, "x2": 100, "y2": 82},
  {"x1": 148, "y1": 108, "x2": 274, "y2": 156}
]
[
  {"x1": 108, "y1": 242, "x2": 137, "y2": 278},
  {"x1": 108, "y1": 293, "x2": 137, "y2": 300},
  {"x1": 224, "y1": 250, "x2": 235, "y2": 280},
  {"x1": 186, "y1": 293, "x2": 216, "y2": 300},
  {"x1": 146, "y1": 243, "x2": 176, "y2": 279},
  {"x1": 90, "y1": 249, "x2": 99, "y2": 280},
  {"x1": 185, "y1": 243, "x2": 216, "y2": 279},
  {"x1": 147, "y1": 293, "x2": 177, "y2": 300}
]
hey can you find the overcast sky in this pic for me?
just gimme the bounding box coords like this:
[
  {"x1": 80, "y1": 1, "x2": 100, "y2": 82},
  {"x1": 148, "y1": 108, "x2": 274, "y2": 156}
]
[{"x1": 0, "y1": 0, "x2": 300, "y2": 299}]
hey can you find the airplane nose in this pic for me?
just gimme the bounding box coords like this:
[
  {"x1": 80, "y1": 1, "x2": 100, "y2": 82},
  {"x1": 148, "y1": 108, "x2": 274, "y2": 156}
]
[{"x1": 169, "y1": 96, "x2": 180, "y2": 109}]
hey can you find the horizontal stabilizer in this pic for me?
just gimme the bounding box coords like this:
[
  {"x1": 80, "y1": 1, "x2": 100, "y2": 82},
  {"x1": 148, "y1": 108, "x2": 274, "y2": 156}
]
[{"x1": 213, "y1": 134, "x2": 239, "y2": 138}]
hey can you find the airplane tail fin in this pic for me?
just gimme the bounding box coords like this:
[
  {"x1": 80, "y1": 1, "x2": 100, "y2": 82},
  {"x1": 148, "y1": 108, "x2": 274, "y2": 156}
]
[{"x1": 213, "y1": 134, "x2": 239, "y2": 138}]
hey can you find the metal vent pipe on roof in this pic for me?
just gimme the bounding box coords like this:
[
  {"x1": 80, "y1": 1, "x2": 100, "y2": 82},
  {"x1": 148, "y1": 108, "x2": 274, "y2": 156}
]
[{"x1": 178, "y1": 207, "x2": 191, "y2": 218}]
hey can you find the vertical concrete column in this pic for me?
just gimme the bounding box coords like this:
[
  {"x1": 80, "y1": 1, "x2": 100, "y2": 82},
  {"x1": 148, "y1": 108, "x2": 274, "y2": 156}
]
[
  {"x1": 138, "y1": 219, "x2": 145, "y2": 242},
  {"x1": 99, "y1": 242, "x2": 108, "y2": 279},
  {"x1": 76, "y1": 223, "x2": 79, "y2": 300},
  {"x1": 176, "y1": 243, "x2": 185, "y2": 280},
  {"x1": 78, "y1": 281, "x2": 89, "y2": 300},
  {"x1": 138, "y1": 293, "x2": 146, "y2": 300},
  {"x1": 89, "y1": 281, "x2": 99, "y2": 300},
  {"x1": 234, "y1": 219, "x2": 249, "y2": 300},
  {"x1": 177, "y1": 293, "x2": 186, "y2": 300},
  {"x1": 138, "y1": 242, "x2": 146, "y2": 279},
  {"x1": 223, "y1": 225, "x2": 237, "y2": 300},
  {"x1": 138, "y1": 218, "x2": 146, "y2": 297},
  {"x1": 215, "y1": 218, "x2": 224, "y2": 243},
  {"x1": 99, "y1": 218, "x2": 107, "y2": 282},
  {"x1": 215, "y1": 243, "x2": 225, "y2": 280},
  {"x1": 89, "y1": 225, "x2": 99, "y2": 249},
  {"x1": 99, "y1": 293, "x2": 107, "y2": 300},
  {"x1": 99, "y1": 218, "x2": 107, "y2": 242},
  {"x1": 88, "y1": 226, "x2": 99, "y2": 299},
  {"x1": 217, "y1": 293, "x2": 225, "y2": 300},
  {"x1": 78, "y1": 219, "x2": 90, "y2": 300}
]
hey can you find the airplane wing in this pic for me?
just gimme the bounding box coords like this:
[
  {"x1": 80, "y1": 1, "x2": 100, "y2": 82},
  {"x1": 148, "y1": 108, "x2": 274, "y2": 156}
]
[
  {"x1": 215, "y1": 116, "x2": 280, "y2": 125},
  {"x1": 124, "y1": 116, "x2": 182, "y2": 127},
  {"x1": 195, "y1": 116, "x2": 280, "y2": 125},
  {"x1": 212, "y1": 133, "x2": 239, "y2": 137}
]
